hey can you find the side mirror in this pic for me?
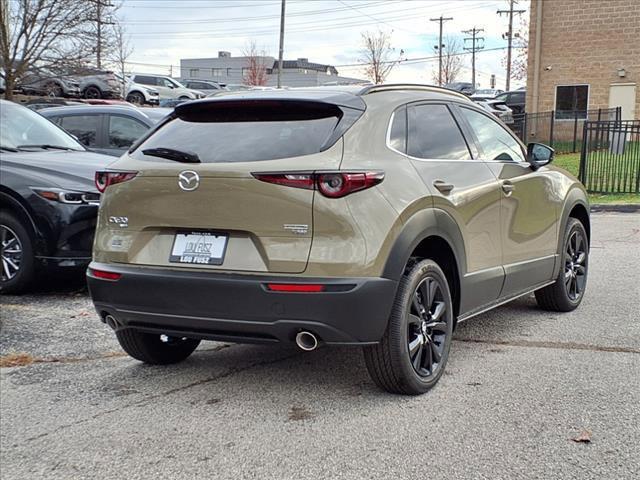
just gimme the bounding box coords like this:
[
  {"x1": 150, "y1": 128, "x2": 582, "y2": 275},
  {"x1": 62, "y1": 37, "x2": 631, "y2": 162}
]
[{"x1": 527, "y1": 143, "x2": 554, "y2": 170}]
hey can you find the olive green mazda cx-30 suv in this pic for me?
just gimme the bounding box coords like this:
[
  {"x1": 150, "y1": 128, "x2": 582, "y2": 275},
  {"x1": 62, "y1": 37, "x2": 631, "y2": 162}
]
[{"x1": 88, "y1": 85, "x2": 590, "y2": 395}]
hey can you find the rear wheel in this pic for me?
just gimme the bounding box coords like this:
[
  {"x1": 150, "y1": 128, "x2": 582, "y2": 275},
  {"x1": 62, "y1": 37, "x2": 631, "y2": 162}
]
[
  {"x1": 0, "y1": 211, "x2": 35, "y2": 294},
  {"x1": 364, "y1": 259, "x2": 454, "y2": 395},
  {"x1": 126, "y1": 91, "x2": 145, "y2": 105},
  {"x1": 84, "y1": 86, "x2": 102, "y2": 99},
  {"x1": 115, "y1": 329, "x2": 200, "y2": 365},
  {"x1": 535, "y1": 218, "x2": 589, "y2": 311}
]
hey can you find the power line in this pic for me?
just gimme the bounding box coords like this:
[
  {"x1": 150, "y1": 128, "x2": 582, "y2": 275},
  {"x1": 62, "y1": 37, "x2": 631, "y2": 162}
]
[
  {"x1": 430, "y1": 15, "x2": 453, "y2": 86},
  {"x1": 462, "y1": 27, "x2": 484, "y2": 88},
  {"x1": 497, "y1": 0, "x2": 525, "y2": 91}
]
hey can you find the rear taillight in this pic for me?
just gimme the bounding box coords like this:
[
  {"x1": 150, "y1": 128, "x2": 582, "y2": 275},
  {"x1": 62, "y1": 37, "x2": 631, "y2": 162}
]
[
  {"x1": 252, "y1": 171, "x2": 384, "y2": 198},
  {"x1": 95, "y1": 171, "x2": 137, "y2": 193}
]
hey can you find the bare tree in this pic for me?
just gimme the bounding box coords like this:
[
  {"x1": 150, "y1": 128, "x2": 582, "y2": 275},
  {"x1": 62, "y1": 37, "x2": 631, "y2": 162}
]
[
  {"x1": 431, "y1": 37, "x2": 463, "y2": 85},
  {"x1": 360, "y1": 29, "x2": 403, "y2": 84},
  {"x1": 0, "y1": 0, "x2": 119, "y2": 100},
  {"x1": 242, "y1": 41, "x2": 268, "y2": 87},
  {"x1": 108, "y1": 21, "x2": 132, "y2": 98}
]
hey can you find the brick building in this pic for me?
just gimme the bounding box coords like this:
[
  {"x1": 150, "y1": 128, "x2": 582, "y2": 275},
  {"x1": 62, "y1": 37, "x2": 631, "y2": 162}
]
[{"x1": 526, "y1": 0, "x2": 640, "y2": 120}]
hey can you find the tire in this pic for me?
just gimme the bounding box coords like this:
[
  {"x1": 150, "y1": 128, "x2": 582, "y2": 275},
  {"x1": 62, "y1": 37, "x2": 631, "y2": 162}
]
[
  {"x1": 535, "y1": 218, "x2": 589, "y2": 312},
  {"x1": 84, "y1": 86, "x2": 102, "y2": 99},
  {"x1": 45, "y1": 82, "x2": 63, "y2": 98},
  {"x1": 0, "y1": 211, "x2": 36, "y2": 294},
  {"x1": 364, "y1": 259, "x2": 454, "y2": 395},
  {"x1": 126, "y1": 91, "x2": 145, "y2": 105},
  {"x1": 115, "y1": 329, "x2": 200, "y2": 365}
]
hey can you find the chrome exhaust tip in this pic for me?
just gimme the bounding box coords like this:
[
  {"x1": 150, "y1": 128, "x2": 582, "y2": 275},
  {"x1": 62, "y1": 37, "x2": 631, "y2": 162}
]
[
  {"x1": 104, "y1": 314, "x2": 120, "y2": 330},
  {"x1": 295, "y1": 331, "x2": 319, "y2": 351}
]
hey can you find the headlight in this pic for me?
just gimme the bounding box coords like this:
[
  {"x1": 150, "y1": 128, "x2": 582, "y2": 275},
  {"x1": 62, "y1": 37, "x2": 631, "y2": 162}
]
[{"x1": 32, "y1": 188, "x2": 100, "y2": 205}]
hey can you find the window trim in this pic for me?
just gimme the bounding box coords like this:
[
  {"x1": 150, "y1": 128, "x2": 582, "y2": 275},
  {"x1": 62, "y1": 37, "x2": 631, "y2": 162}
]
[
  {"x1": 456, "y1": 104, "x2": 528, "y2": 164},
  {"x1": 553, "y1": 83, "x2": 590, "y2": 121},
  {"x1": 385, "y1": 106, "x2": 407, "y2": 155}
]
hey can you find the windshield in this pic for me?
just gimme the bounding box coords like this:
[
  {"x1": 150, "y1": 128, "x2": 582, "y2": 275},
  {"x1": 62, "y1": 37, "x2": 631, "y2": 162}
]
[
  {"x1": 168, "y1": 78, "x2": 185, "y2": 88},
  {"x1": 0, "y1": 101, "x2": 84, "y2": 151}
]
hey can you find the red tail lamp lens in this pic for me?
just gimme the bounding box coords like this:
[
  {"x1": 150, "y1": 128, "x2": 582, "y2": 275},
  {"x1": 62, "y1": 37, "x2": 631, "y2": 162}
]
[
  {"x1": 95, "y1": 171, "x2": 137, "y2": 193},
  {"x1": 266, "y1": 283, "x2": 325, "y2": 292},
  {"x1": 253, "y1": 171, "x2": 384, "y2": 198},
  {"x1": 89, "y1": 268, "x2": 122, "y2": 281}
]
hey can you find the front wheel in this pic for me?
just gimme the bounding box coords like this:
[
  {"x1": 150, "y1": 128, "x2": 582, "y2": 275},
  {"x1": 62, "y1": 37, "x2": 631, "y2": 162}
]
[
  {"x1": 535, "y1": 218, "x2": 589, "y2": 311},
  {"x1": 0, "y1": 211, "x2": 35, "y2": 294},
  {"x1": 126, "y1": 91, "x2": 145, "y2": 105},
  {"x1": 116, "y1": 329, "x2": 200, "y2": 365},
  {"x1": 84, "y1": 86, "x2": 102, "y2": 99},
  {"x1": 364, "y1": 259, "x2": 454, "y2": 395}
]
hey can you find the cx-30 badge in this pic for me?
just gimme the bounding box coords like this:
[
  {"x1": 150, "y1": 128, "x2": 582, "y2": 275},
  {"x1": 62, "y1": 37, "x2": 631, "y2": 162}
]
[{"x1": 178, "y1": 171, "x2": 200, "y2": 191}]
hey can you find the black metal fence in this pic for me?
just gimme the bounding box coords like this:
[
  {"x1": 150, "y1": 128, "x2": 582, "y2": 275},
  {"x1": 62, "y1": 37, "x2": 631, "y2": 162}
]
[
  {"x1": 512, "y1": 107, "x2": 621, "y2": 154},
  {"x1": 579, "y1": 120, "x2": 640, "y2": 194}
]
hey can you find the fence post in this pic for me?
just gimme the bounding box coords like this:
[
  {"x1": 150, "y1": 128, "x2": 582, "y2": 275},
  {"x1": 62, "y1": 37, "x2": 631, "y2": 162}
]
[
  {"x1": 549, "y1": 110, "x2": 555, "y2": 147},
  {"x1": 572, "y1": 110, "x2": 579, "y2": 153},
  {"x1": 578, "y1": 121, "x2": 589, "y2": 186}
]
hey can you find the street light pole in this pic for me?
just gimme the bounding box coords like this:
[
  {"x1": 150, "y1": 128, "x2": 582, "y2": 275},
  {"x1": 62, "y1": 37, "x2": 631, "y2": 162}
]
[{"x1": 277, "y1": 0, "x2": 286, "y2": 88}]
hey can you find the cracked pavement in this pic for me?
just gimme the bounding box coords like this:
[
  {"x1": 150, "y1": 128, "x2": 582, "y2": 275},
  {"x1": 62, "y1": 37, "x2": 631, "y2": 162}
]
[{"x1": 1, "y1": 212, "x2": 639, "y2": 479}]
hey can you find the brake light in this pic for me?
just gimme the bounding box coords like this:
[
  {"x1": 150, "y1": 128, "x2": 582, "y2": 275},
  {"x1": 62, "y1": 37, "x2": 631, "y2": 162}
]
[
  {"x1": 95, "y1": 171, "x2": 137, "y2": 193},
  {"x1": 89, "y1": 268, "x2": 122, "y2": 281},
  {"x1": 252, "y1": 171, "x2": 384, "y2": 198},
  {"x1": 266, "y1": 283, "x2": 325, "y2": 292}
]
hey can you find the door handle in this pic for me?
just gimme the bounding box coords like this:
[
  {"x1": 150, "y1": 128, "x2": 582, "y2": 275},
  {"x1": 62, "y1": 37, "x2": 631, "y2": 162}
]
[
  {"x1": 501, "y1": 181, "x2": 515, "y2": 195},
  {"x1": 433, "y1": 180, "x2": 454, "y2": 193}
]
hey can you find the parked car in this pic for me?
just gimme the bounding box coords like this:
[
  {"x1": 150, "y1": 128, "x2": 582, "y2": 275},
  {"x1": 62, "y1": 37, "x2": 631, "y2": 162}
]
[
  {"x1": 444, "y1": 82, "x2": 475, "y2": 95},
  {"x1": 474, "y1": 98, "x2": 514, "y2": 125},
  {"x1": 19, "y1": 69, "x2": 81, "y2": 97},
  {"x1": 77, "y1": 70, "x2": 124, "y2": 99},
  {"x1": 41, "y1": 105, "x2": 161, "y2": 156},
  {"x1": 470, "y1": 88, "x2": 504, "y2": 100},
  {"x1": 129, "y1": 74, "x2": 204, "y2": 101},
  {"x1": 87, "y1": 85, "x2": 590, "y2": 395},
  {"x1": 495, "y1": 89, "x2": 526, "y2": 115},
  {"x1": 159, "y1": 98, "x2": 188, "y2": 108},
  {"x1": 123, "y1": 75, "x2": 160, "y2": 106},
  {"x1": 178, "y1": 78, "x2": 225, "y2": 94},
  {"x1": 0, "y1": 100, "x2": 113, "y2": 293}
]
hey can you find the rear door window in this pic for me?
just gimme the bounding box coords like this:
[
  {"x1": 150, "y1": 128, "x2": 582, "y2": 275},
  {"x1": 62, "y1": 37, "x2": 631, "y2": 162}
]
[
  {"x1": 407, "y1": 104, "x2": 471, "y2": 160},
  {"x1": 131, "y1": 102, "x2": 344, "y2": 163},
  {"x1": 59, "y1": 115, "x2": 101, "y2": 147},
  {"x1": 108, "y1": 115, "x2": 149, "y2": 149}
]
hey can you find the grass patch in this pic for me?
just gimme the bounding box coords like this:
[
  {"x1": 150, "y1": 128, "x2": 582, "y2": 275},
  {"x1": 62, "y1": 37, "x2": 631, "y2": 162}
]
[
  {"x1": 553, "y1": 153, "x2": 639, "y2": 204},
  {"x1": 0, "y1": 353, "x2": 34, "y2": 368}
]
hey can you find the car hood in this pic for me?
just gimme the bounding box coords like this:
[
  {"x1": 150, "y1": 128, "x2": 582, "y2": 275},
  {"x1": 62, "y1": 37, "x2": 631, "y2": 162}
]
[{"x1": 0, "y1": 150, "x2": 115, "y2": 192}]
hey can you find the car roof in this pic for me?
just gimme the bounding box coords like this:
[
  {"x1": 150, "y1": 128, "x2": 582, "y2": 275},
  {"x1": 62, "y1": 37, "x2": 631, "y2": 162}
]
[
  {"x1": 39, "y1": 104, "x2": 154, "y2": 123},
  {"x1": 181, "y1": 84, "x2": 470, "y2": 112}
]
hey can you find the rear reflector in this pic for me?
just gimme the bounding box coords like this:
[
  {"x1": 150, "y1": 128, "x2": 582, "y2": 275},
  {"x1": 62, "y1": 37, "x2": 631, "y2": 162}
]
[
  {"x1": 266, "y1": 283, "x2": 325, "y2": 292},
  {"x1": 89, "y1": 268, "x2": 122, "y2": 281}
]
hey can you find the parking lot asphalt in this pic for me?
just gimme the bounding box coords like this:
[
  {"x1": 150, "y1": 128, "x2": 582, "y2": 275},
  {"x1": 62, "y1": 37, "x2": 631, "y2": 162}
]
[{"x1": 1, "y1": 212, "x2": 639, "y2": 480}]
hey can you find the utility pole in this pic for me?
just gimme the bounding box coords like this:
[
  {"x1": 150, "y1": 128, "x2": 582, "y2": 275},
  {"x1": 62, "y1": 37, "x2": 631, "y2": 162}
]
[
  {"x1": 462, "y1": 27, "x2": 484, "y2": 89},
  {"x1": 277, "y1": 0, "x2": 286, "y2": 88},
  {"x1": 498, "y1": 0, "x2": 525, "y2": 91},
  {"x1": 94, "y1": 0, "x2": 115, "y2": 69},
  {"x1": 430, "y1": 15, "x2": 453, "y2": 86}
]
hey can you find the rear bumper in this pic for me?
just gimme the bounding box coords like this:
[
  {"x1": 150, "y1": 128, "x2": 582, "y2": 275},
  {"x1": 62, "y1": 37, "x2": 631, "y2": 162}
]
[{"x1": 87, "y1": 262, "x2": 397, "y2": 346}]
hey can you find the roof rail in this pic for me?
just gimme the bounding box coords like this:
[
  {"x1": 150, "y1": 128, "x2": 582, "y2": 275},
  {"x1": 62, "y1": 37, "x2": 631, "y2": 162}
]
[{"x1": 358, "y1": 83, "x2": 468, "y2": 100}]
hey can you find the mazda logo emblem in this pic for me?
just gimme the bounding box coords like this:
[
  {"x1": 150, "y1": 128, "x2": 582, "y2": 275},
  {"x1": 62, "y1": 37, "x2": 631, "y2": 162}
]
[{"x1": 178, "y1": 171, "x2": 200, "y2": 191}]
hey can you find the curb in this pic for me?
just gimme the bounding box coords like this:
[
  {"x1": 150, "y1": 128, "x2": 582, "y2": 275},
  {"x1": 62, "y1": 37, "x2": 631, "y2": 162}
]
[{"x1": 591, "y1": 204, "x2": 640, "y2": 213}]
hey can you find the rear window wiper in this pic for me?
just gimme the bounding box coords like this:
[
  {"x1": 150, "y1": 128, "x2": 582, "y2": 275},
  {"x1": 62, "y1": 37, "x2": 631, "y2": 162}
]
[
  {"x1": 17, "y1": 144, "x2": 77, "y2": 151},
  {"x1": 142, "y1": 147, "x2": 200, "y2": 163}
]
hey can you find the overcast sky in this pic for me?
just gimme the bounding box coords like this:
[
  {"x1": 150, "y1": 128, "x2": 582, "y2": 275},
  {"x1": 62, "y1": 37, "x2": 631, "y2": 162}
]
[{"x1": 118, "y1": 0, "x2": 529, "y2": 89}]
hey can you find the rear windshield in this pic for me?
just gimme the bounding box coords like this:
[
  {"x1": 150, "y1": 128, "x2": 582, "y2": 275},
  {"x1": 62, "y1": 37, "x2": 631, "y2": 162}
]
[{"x1": 130, "y1": 102, "x2": 341, "y2": 163}]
